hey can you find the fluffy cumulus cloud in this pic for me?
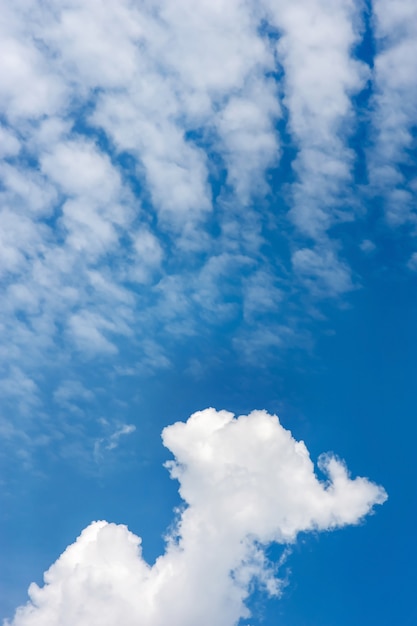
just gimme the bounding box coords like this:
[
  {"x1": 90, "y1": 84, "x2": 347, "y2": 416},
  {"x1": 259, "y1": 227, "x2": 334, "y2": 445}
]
[{"x1": 6, "y1": 409, "x2": 386, "y2": 626}]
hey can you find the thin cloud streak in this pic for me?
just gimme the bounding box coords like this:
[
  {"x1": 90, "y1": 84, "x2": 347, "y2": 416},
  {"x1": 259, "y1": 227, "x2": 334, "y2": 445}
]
[{"x1": 369, "y1": 0, "x2": 417, "y2": 229}]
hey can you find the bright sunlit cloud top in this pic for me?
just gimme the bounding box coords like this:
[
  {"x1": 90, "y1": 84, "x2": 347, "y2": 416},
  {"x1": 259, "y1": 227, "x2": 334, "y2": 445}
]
[{"x1": 5, "y1": 409, "x2": 386, "y2": 626}]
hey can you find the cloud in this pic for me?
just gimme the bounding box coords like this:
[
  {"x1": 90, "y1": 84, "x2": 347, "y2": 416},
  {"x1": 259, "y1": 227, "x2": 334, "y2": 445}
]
[
  {"x1": 53, "y1": 379, "x2": 94, "y2": 409},
  {"x1": 369, "y1": 0, "x2": 417, "y2": 227},
  {"x1": 0, "y1": 0, "x2": 282, "y2": 379},
  {"x1": 407, "y1": 252, "x2": 417, "y2": 271},
  {"x1": 257, "y1": 0, "x2": 368, "y2": 297},
  {"x1": 93, "y1": 419, "x2": 136, "y2": 463},
  {"x1": 265, "y1": 0, "x2": 367, "y2": 239},
  {"x1": 0, "y1": 0, "x2": 373, "y2": 390},
  {"x1": 1, "y1": 0, "x2": 415, "y2": 470},
  {"x1": 0, "y1": 3, "x2": 65, "y2": 119},
  {"x1": 292, "y1": 246, "x2": 354, "y2": 297},
  {"x1": 360, "y1": 239, "x2": 376, "y2": 253},
  {"x1": 6, "y1": 409, "x2": 386, "y2": 626},
  {"x1": 0, "y1": 366, "x2": 39, "y2": 414},
  {"x1": 0, "y1": 125, "x2": 20, "y2": 158}
]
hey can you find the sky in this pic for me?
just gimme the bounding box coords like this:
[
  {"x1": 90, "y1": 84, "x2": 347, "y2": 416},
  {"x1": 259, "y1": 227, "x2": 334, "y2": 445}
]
[{"x1": 0, "y1": 0, "x2": 416, "y2": 624}]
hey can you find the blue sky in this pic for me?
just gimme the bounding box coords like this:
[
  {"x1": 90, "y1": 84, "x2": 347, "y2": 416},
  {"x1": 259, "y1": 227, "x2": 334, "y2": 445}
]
[{"x1": 0, "y1": 0, "x2": 416, "y2": 624}]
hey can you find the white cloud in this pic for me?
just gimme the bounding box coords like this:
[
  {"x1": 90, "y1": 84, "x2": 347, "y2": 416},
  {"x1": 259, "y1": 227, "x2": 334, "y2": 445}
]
[
  {"x1": 369, "y1": 0, "x2": 417, "y2": 226},
  {"x1": 40, "y1": 139, "x2": 121, "y2": 201},
  {"x1": 1, "y1": 0, "x2": 414, "y2": 465},
  {"x1": 6, "y1": 409, "x2": 386, "y2": 626},
  {"x1": 132, "y1": 230, "x2": 163, "y2": 269},
  {"x1": 68, "y1": 311, "x2": 121, "y2": 356},
  {"x1": 250, "y1": 0, "x2": 368, "y2": 299},
  {"x1": 0, "y1": 0, "x2": 372, "y2": 389},
  {"x1": 93, "y1": 419, "x2": 136, "y2": 462},
  {"x1": 407, "y1": 252, "x2": 417, "y2": 271},
  {"x1": 360, "y1": 239, "x2": 376, "y2": 253},
  {"x1": 0, "y1": 2, "x2": 65, "y2": 120},
  {"x1": 83, "y1": 0, "x2": 280, "y2": 229},
  {"x1": 215, "y1": 76, "x2": 281, "y2": 201},
  {"x1": 0, "y1": 366, "x2": 39, "y2": 412},
  {"x1": 265, "y1": 0, "x2": 367, "y2": 239},
  {"x1": 243, "y1": 269, "x2": 284, "y2": 322},
  {"x1": 292, "y1": 245, "x2": 354, "y2": 297},
  {"x1": 0, "y1": 0, "x2": 284, "y2": 376},
  {"x1": 0, "y1": 124, "x2": 20, "y2": 158},
  {"x1": 53, "y1": 379, "x2": 94, "y2": 408},
  {"x1": 0, "y1": 162, "x2": 57, "y2": 216}
]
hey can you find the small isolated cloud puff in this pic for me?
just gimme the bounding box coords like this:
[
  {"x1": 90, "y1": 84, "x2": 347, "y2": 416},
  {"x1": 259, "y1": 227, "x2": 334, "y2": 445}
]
[
  {"x1": 407, "y1": 252, "x2": 417, "y2": 272},
  {"x1": 6, "y1": 409, "x2": 386, "y2": 626}
]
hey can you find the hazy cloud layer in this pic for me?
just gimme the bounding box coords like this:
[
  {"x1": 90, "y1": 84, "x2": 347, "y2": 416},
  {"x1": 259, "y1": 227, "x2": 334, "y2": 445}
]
[{"x1": 6, "y1": 409, "x2": 387, "y2": 626}]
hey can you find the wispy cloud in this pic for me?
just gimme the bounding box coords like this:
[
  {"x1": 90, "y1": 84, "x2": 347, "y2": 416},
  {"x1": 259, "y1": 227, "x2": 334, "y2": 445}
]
[
  {"x1": 0, "y1": 1, "x2": 281, "y2": 381},
  {"x1": 369, "y1": 0, "x2": 417, "y2": 227},
  {"x1": 93, "y1": 419, "x2": 136, "y2": 463},
  {"x1": 267, "y1": 0, "x2": 367, "y2": 238},
  {"x1": 0, "y1": 0, "x2": 413, "y2": 471}
]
